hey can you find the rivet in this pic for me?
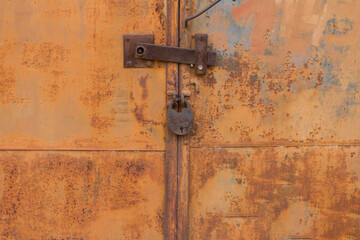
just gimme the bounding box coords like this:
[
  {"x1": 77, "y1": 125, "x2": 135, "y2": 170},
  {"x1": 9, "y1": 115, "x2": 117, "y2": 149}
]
[
  {"x1": 190, "y1": 64, "x2": 194, "y2": 67},
  {"x1": 146, "y1": 61, "x2": 152, "y2": 67},
  {"x1": 198, "y1": 65, "x2": 203, "y2": 70},
  {"x1": 127, "y1": 61, "x2": 132, "y2": 66}
]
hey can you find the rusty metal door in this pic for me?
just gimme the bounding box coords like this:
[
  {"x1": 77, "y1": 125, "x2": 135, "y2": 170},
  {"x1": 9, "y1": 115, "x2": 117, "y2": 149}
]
[
  {"x1": 0, "y1": 0, "x2": 177, "y2": 239},
  {"x1": 178, "y1": 0, "x2": 360, "y2": 239},
  {"x1": 1, "y1": 0, "x2": 360, "y2": 240}
]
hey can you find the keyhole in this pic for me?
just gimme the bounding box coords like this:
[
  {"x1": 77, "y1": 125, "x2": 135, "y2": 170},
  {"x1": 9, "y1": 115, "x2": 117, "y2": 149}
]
[{"x1": 180, "y1": 127, "x2": 184, "y2": 133}]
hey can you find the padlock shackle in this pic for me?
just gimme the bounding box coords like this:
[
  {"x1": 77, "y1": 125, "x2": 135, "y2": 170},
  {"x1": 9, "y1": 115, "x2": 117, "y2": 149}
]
[{"x1": 168, "y1": 98, "x2": 191, "y2": 110}]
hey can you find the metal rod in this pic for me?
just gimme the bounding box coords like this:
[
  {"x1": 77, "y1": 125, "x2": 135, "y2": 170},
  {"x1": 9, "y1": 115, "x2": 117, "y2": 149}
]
[{"x1": 184, "y1": 0, "x2": 222, "y2": 27}]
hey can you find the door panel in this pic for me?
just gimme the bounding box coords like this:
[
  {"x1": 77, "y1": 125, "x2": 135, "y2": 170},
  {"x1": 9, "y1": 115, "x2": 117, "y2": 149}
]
[
  {"x1": 181, "y1": 0, "x2": 360, "y2": 239},
  {"x1": 189, "y1": 147, "x2": 360, "y2": 239},
  {"x1": 0, "y1": 151, "x2": 165, "y2": 239},
  {"x1": 0, "y1": 0, "x2": 167, "y2": 150},
  {"x1": 185, "y1": 0, "x2": 360, "y2": 147},
  {"x1": 0, "y1": 0, "x2": 170, "y2": 239}
]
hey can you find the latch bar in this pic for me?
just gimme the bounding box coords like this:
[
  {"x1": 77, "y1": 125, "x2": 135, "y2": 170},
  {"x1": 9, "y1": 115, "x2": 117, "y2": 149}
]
[
  {"x1": 124, "y1": 34, "x2": 216, "y2": 74},
  {"x1": 136, "y1": 43, "x2": 215, "y2": 66}
]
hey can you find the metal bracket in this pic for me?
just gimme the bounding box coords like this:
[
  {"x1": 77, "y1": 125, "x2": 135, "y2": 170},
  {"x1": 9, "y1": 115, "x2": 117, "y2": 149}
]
[
  {"x1": 124, "y1": 34, "x2": 215, "y2": 74},
  {"x1": 123, "y1": 34, "x2": 154, "y2": 68}
]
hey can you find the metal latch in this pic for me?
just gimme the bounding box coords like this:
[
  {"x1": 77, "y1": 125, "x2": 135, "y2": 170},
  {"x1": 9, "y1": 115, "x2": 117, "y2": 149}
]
[{"x1": 123, "y1": 34, "x2": 215, "y2": 74}]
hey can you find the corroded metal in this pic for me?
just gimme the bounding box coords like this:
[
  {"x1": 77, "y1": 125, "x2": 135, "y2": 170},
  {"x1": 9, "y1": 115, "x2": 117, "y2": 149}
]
[
  {"x1": 0, "y1": 0, "x2": 168, "y2": 151},
  {"x1": 167, "y1": 98, "x2": 194, "y2": 136},
  {"x1": 165, "y1": 0, "x2": 180, "y2": 239},
  {"x1": 188, "y1": 0, "x2": 360, "y2": 147},
  {"x1": 0, "y1": 151, "x2": 165, "y2": 239},
  {"x1": 123, "y1": 34, "x2": 154, "y2": 68},
  {"x1": 181, "y1": 0, "x2": 360, "y2": 239},
  {"x1": 0, "y1": 0, "x2": 169, "y2": 239},
  {"x1": 135, "y1": 42, "x2": 216, "y2": 67},
  {"x1": 194, "y1": 34, "x2": 208, "y2": 75},
  {"x1": 189, "y1": 147, "x2": 360, "y2": 239},
  {"x1": 132, "y1": 34, "x2": 216, "y2": 75}
]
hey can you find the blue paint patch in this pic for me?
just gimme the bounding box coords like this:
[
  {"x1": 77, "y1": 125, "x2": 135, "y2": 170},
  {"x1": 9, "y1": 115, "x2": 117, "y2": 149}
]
[
  {"x1": 323, "y1": 17, "x2": 354, "y2": 35},
  {"x1": 322, "y1": 57, "x2": 340, "y2": 86},
  {"x1": 345, "y1": 83, "x2": 360, "y2": 106},
  {"x1": 334, "y1": 45, "x2": 350, "y2": 54},
  {"x1": 336, "y1": 105, "x2": 350, "y2": 117},
  {"x1": 311, "y1": 41, "x2": 341, "y2": 88},
  {"x1": 347, "y1": 82, "x2": 357, "y2": 91},
  {"x1": 192, "y1": 0, "x2": 254, "y2": 53}
]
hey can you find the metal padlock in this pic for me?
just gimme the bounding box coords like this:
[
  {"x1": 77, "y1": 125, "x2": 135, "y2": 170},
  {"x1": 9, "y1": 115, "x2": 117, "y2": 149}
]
[{"x1": 167, "y1": 99, "x2": 194, "y2": 136}]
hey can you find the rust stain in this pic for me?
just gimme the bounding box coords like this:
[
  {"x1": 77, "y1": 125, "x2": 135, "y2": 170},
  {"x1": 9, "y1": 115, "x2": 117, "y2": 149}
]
[
  {"x1": 90, "y1": 113, "x2": 115, "y2": 132},
  {"x1": 190, "y1": 36, "x2": 359, "y2": 147},
  {"x1": 0, "y1": 65, "x2": 16, "y2": 104},
  {"x1": 139, "y1": 74, "x2": 149, "y2": 100},
  {"x1": 21, "y1": 42, "x2": 69, "y2": 73},
  {"x1": 80, "y1": 68, "x2": 114, "y2": 109},
  {"x1": 0, "y1": 0, "x2": 167, "y2": 150},
  {"x1": 203, "y1": 72, "x2": 217, "y2": 87},
  {"x1": 189, "y1": 147, "x2": 360, "y2": 239},
  {"x1": 0, "y1": 43, "x2": 17, "y2": 104},
  {"x1": 0, "y1": 151, "x2": 165, "y2": 239}
]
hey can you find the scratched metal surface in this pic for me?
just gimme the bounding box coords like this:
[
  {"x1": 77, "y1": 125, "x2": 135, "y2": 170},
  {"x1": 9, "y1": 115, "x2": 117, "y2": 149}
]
[
  {"x1": 0, "y1": 0, "x2": 167, "y2": 150},
  {"x1": 0, "y1": 151, "x2": 165, "y2": 239},
  {"x1": 189, "y1": 147, "x2": 360, "y2": 239},
  {"x1": 186, "y1": 0, "x2": 360, "y2": 147}
]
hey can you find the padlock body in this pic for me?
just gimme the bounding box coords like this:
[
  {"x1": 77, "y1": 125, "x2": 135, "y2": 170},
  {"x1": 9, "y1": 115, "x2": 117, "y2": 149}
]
[{"x1": 167, "y1": 103, "x2": 194, "y2": 136}]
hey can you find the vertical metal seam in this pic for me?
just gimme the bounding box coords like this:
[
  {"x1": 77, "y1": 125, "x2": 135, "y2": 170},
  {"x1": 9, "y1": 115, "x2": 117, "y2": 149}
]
[{"x1": 176, "y1": 0, "x2": 181, "y2": 238}]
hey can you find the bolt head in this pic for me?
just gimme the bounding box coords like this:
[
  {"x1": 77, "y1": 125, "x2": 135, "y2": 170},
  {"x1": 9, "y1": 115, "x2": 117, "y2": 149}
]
[
  {"x1": 146, "y1": 61, "x2": 153, "y2": 67},
  {"x1": 198, "y1": 65, "x2": 204, "y2": 70},
  {"x1": 190, "y1": 64, "x2": 194, "y2": 68}
]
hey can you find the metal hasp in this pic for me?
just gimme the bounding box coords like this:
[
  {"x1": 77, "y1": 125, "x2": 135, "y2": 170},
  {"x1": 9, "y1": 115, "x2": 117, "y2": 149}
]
[
  {"x1": 167, "y1": 98, "x2": 194, "y2": 135},
  {"x1": 123, "y1": 34, "x2": 154, "y2": 68},
  {"x1": 124, "y1": 34, "x2": 215, "y2": 75}
]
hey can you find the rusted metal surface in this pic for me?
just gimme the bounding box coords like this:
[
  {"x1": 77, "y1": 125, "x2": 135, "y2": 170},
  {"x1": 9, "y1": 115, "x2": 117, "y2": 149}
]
[
  {"x1": 182, "y1": 0, "x2": 360, "y2": 239},
  {"x1": 0, "y1": 151, "x2": 165, "y2": 239},
  {"x1": 123, "y1": 35, "x2": 154, "y2": 68},
  {"x1": 177, "y1": 1, "x2": 192, "y2": 239},
  {"x1": 0, "y1": 0, "x2": 358, "y2": 239},
  {"x1": 167, "y1": 98, "x2": 194, "y2": 136},
  {"x1": 134, "y1": 41, "x2": 215, "y2": 67},
  {"x1": 0, "y1": 0, "x2": 168, "y2": 151},
  {"x1": 0, "y1": 0, "x2": 170, "y2": 239},
  {"x1": 164, "y1": 0, "x2": 179, "y2": 239},
  {"x1": 194, "y1": 34, "x2": 208, "y2": 75},
  {"x1": 189, "y1": 147, "x2": 360, "y2": 239},
  {"x1": 177, "y1": 135, "x2": 190, "y2": 240},
  {"x1": 186, "y1": 0, "x2": 360, "y2": 147}
]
